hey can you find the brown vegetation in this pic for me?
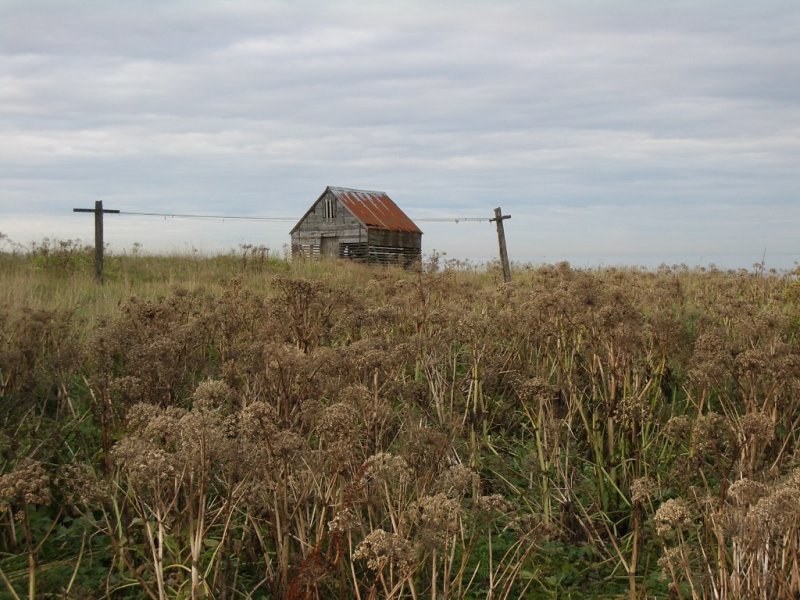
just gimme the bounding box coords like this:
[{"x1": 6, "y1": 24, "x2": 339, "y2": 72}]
[{"x1": 1, "y1": 243, "x2": 799, "y2": 598}]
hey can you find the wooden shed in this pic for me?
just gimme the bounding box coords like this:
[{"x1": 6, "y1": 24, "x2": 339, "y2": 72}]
[{"x1": 290, "y1": 186, "x2": 423, "y2": 266}]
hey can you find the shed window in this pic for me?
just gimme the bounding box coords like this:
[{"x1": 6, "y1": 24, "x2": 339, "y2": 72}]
[{"x1": 324, "y1": 197, "x2": 336, "y2": 220}]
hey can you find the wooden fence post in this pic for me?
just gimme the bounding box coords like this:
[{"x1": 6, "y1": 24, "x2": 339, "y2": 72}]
[
  {"x1": 73, "y1": 201, "x2": 120, "y2": 284},
  {"x1": 491, "y1": 207, "x2": 512, "y2": 283}
]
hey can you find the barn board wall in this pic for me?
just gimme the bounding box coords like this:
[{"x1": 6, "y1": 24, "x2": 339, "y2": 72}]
[
  {"x1": 367, "y1": 229, "x2": 422, "y2": 266},
  {"x1": 291, "y1": 190, "x2": 364, "y2": 246},
  {"x1": 367, "y1": 229, "x2": 422, "y2": 250}
]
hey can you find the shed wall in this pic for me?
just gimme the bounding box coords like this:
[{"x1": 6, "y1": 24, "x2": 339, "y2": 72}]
[
  {"x1": 367, "y1": 229, "x2": 422, "y2": 266},
  {"x1": 291, "y1": 190, "x2": 365, "y2": 258}
]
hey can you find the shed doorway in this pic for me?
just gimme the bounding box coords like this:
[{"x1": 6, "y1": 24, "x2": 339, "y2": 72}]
[{"x1": 321, "y1": 236, "x2": 339, "y2": 258}]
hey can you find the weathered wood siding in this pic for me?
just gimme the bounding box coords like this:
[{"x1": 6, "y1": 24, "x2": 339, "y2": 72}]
[
  {"x1": 291, "y1": 190, "x2": 365, "y2": 259},
  {"x1": 367, "y1": 229, "x2": 422, "y2": 250},
  {"x1": 367, "y1": 229, "x2": 422, "y2": 266}
]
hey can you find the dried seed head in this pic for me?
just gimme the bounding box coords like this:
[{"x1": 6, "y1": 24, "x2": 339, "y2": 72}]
[
  {"x1": 363, "y1": 453, "x2": 411, "y2": 486},
  {"x1": 328, "y1": 507, "x2": 362, "y2": 534},
  {"x1": 271, "y1": 430, "x2": 306, "y2": 463},
  {"x1": 112, "y1": 438, "x2": 177, "y2": 492},
  {"x1": 746, "y1": 485, "x2": 800, "y2": 540},
  {"x1": 192, "y1": 380, "x2": 237, "y2": 414},
  {"x1": 353, "y1": 529, "x2": 415, "y2": 575},
  {"x1": 657, "y1": 545, "x2": 688, "y2": 578},
  {"x1": 474, "y1": 494, "x2": 512, "y2": 516},
  {"x1": 664, "y1": 416, "x2": 692, "y2": 441},
  {"x1": 143, "y1": 406, "x2": 186, "y2": 446},
  {"x1": 56, "y1": 464, "x2": 108, "y2": 506},
  {"x1": 404, "y1": 493, "x2": 461, "y2": 549},
  {"x1": 437, "y1": 464, "x2": 478, "y2": 498},
  {"x1": 630, "y1": 477, "x2": 658, "y2": 505},
  {"x1": 338, "y1": 385, "x2": 393, "y2": 431},
  {"x1": 734, "y1": 348, "x2": 769, "y2": 378},
  {"x1": 738, "y1": 412, "x2": 774, "y2": 443},
  {"x1": 691, "y1": 412, "x2": 735, "y2": 455},
  {"x1": 240, "y1": 401, "x2": 278, "y2": 441},
  {"x1": 655, "y1": 498, "x2": 692, "y2": 536},
  {"x1": 517, "y1": 378, "x2": 555, "y2": 404},
  {"x1": 615, "y1": 394, "x2": 650, "y2": 425},
  {"x1": 317, "y1": 402, "x2": 360, "y2": 446},
  {"x1": 0, "y1": 459, "x2": 52, "y2": 511},
  {"x1": 785, "y1": 468, "x2": 800, "y2": 490},
  {"x1": 402, "y1": 426, "x2": 450, "y2": 473},
  {"x1": 688, "y1": 332, "x2": 730, "y2": 387},
  {"x1": 126, "y1": 402, "x2": 160, "y2": 433},
  {"x1": 177, "y1": 409, "x2": 230, "y2": 466},
  {"x1": 338, "y1": 385, "x2": 371, "y2": 406},
  {"x1": 728, "y1": 478, "x2": 768, "y2": 506}
]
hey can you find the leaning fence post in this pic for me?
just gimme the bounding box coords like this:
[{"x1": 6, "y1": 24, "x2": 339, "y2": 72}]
[{"x1": 491, "y1": 207, "x2": 512, "y2": 283}]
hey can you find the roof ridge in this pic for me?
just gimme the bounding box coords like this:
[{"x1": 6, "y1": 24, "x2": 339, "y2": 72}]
[{"x1": 328, "y1": 185, "x2": 387, "y2": 195}]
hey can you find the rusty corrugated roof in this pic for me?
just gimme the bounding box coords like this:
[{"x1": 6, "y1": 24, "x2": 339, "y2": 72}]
[{"x1": 329, "y1": 187, "x2": 422, "y2": 234}]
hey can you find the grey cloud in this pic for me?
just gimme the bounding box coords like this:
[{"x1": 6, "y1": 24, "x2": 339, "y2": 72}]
[{"x1": 0, "y1": 0, "x2": 798, "y2": 265}]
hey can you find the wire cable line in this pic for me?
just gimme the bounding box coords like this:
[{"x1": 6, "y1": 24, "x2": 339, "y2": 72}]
[
  {"x1": 413, "y1": 217, "x2": 490, "y2": 223},
  {"x1": 115, "y1": 210, "x2": 490, "y2": 223},
  {"x1": 118, "y1": 210, "x2": 296, "y2": 221}
]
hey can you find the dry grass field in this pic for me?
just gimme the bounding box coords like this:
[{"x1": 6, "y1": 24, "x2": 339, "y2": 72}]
[{"x1": 1, "y1": 240, "x2": 799, "y2": 599}]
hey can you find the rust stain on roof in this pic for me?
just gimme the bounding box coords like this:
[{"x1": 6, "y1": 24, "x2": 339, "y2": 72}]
[{"x1": 329, "y1": 187, "x2": 422, "y2": 234}]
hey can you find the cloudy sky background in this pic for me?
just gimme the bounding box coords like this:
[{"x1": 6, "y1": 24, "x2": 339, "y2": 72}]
[{"x1": 1, "y1": 0, "x2": 798, "y2": 267}]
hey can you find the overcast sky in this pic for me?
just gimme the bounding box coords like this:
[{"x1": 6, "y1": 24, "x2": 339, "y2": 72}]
[{"x1": 1, "y1": 0, "x2": 798, "y2": 267}]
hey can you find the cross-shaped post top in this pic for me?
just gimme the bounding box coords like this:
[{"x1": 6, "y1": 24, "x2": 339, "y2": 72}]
[
  {"x1": 73, "y1": 200, "x2": 120, "y2": 214},
  {"x1": 490, "y1": 207, "x2": 510, "y2": 222}
]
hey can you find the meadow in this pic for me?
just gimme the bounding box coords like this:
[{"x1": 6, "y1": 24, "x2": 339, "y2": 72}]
[{"x1": 1, "y1": 238, "x2": 799, "y2": 599}]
